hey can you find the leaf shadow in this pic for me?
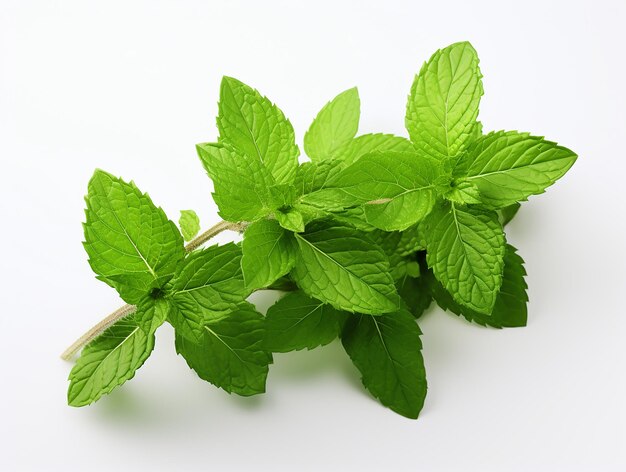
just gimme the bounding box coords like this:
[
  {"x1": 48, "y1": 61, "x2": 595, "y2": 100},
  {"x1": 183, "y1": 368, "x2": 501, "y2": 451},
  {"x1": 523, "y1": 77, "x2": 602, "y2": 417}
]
[{"x1": 268, "y1": 339, "x2": 363, "y2": 391}]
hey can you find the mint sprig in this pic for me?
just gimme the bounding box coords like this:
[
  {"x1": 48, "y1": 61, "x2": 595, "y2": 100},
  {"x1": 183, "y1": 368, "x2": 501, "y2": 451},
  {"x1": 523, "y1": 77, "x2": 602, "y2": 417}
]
[{"x1": 62, "y1": 41, "x2": 576, "y2": 420}]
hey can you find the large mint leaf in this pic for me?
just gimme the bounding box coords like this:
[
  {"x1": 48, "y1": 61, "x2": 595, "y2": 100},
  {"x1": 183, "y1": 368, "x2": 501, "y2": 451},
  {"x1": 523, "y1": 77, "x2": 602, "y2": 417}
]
[
  {"x1": 303, "y1": 151, "x2": 439, "y2": 231},
  {"x1": 84, "y1": 170, "x2": 184, "y2": 304},
  {"x1": 169, "y1": 243, "x2": 248, "y2": 343},
  {"x1": 67, "y1": 299, "x2": 168, "y2": 406},
  {"x1": 175, "y1": 302, "x2": 272, "y2": 396},
  {"x1": 241, "y1": 219, "x2": 296, "y2": 291},
  {"x1": 406, "y1": 42, "x2": 483, "y2": 160},
  {"x1": 333, "y1": 133, "x2": 414, "y2": 166},
  {"x1": 424, "y1": 202, "x2": 505, "y2": 314},
  {"x1": 291, "y1": 221, "x2": 399, "y2": 314},
  {"x1": 459, "y1": 131, "x2": 578, "y2": 208},
  {"x1": 304, "y1": 87, "x2": 360, "y2": 161},
  {"x1": 342, "y1": 308, "x2": 427, "y2": 419},
  {"x1": 429, "y1": 244, "x2": 528, "y2": 327},
  {"x1": 197, "y1": 142, "x2": 274, "y2": 222},
  {"x1": 265, "y1": 291, "x2": 347, "y2": 352},
  {"x1": 217, "y1": 77, "x2": 299, "y2": 183}
]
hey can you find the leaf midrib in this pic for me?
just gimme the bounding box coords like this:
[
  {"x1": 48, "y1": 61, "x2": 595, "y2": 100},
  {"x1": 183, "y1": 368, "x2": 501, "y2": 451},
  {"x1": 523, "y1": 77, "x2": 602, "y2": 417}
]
[
  {"x1": 71, "y1": 325, "x2": 143, "y2": 400},
  {"x1": 95, "y1": 179, "x2": 159, "y2": 280}
]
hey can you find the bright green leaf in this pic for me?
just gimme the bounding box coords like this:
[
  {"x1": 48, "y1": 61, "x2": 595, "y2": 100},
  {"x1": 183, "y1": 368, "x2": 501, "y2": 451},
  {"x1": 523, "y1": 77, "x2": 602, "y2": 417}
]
[
  {"x1": 396, "y1": 224, "x2": 427, "y2": 256},
  {"x1": 197, "y1": 142, "x2": 273, "y2": 222},
  {"x1": 241, "y1": 219, "x2": 296, "y2": 291},
  {"x1": 291, "y1": 221, "x2": 400, "y2": 314},
  {"x1": 217, "y1": 76, "x2": 299, "y2": 183},
  {"x1": 458, "y1": 131, "x2": 578, "y2": 208},
  {"x1": 275, "y1": 208, "x2": 305, "y2": 233},
  {"x1": 304, "y1": 88, "x2": 360, "y2": 161},
  {"x1": 265, "y1": 291, "x2": 348, "y2": 352},
  {"x1": 499, "y1": 202, "x2": 521, "y2": 227},
  {"x1": 326, "y1": 205, "x2": 378, "y2": 231},
  {"x1": 179, "y1": 210, "x2": 201, "y2": 242},
  {"x1": 67, "y1": 300, "x2": 168, "y2": 407},
  {"x1": 83, "y1": 170, "x2": 184, "y2": 304},
  {"x1": 175, "y1": 302, "x2": 272, "y2": 396},
  {"x1": 406, "y1": 41, "x2": 483, "y2": 160},
  {"x1": 342, "y1": 308, "x2": 427, "y2": 419},
  {"x1": 429, "y1": 244, "x2": 528, "y2": 327},
  {"x1": 268, "y1": 183, "x2": 298, "y2": 209},
  {"x1": 294, "y1": 160, "x2": 345, "y2": 196},
  {"x1": 304, "y1": 151, "x2": 439, "y2": 231},
  {"x1": 424, "y1": 202, "x2": 505, "y2": 314},
  {"x1": 169, "y1": 243, "x2": 249, "y2": 343},
  {"x1": 333, "y1": 133, "x2": 414, "y2": 166},
  {"x1": 445, "y1": 180, "x2": 482, "y2": 204}
]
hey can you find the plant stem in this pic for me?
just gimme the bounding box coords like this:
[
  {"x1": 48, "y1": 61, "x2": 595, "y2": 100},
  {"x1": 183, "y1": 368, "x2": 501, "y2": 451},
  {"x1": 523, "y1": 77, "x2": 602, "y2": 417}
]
[
  {"x1": 60, "y1": 304, "x2": 137, "y2": 361},
  {"x1": 183, "y1": 220, "x2": 244, "y2": 253},
  {"x1": 60, "y1": 219, "x2": 244, "y2": 361}
]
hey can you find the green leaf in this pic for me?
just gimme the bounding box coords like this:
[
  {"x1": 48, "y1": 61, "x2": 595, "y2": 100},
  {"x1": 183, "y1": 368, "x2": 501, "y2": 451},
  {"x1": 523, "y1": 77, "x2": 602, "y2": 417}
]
[
  {"x1": 445, "y1": 180, "x2": 482, "y2": 205},
  {"x1": 406, "y1": 41, "x2": 483, "y2": 160},
  {"x1": 304, "y1": 87, "x2": 360, "y2": 161},
  {"x1": 175, "y1": 302, "x2": 272, "y2": 396},
  {"x1": 197, "y1": 142, "x2": 274, "y2": 222},
  {"x1": 265, "y1": 291, "x2": 348, "y2": 352},
  {"x1": 217, "y1": 76, "x2": 299, "y2": 183},
  {"x1": 291, "y1": 221, "x2": 400, "y2": 314},
  {"x1": 135, "y1": 296, "x2": 170, "y2": 333},
  {"x1": 169, "y1": 243, "x2": 249, "y2": 343},
  {"x1": 326, "y1": 205, "x2": 378, "y2": 231},
  {"x1": 429, "y1": 244, "x2": 528, "y2": 328},
  {"x1": 368, "y1": 235, "x2": 432, "y2": 318},
  {"x1": 397, "y1": 273, "x2": 433, "y2": 319},
  {"x1": 304, "y1": 151, "x2": 439, "y2": 231},
  {"x1": 83, "y1": 170, "x2": 185, "y2": 304},
  {"x1": 333, "y1": 133, "x2": 415, "y2": 166},
  {"x1": 241, "y1": 219, "x2": 296, "y2": 291},
  {"x1": 423, "y1": 202, "x2": 505, "y2": 314},
  {"x1": 499, "y1": 202, "x2": 521, "y2": 227},
  {"x1": 367, "y1": 230, "x2": 421, "y2": 281},
  {"x1": 396, "y1": 224, "x2": 427, "y2": 256},
  {"x1": 367, "y1": 230, "x2": 407, "y2": 277},
  {"x1": 342, "y1": 308, "x2": 427, "y2": 419},
  {"x1": 294, "y1": 160, "x2": 345, "y2": 195},
  {"x1": 268, "y1": 183, "x2": 297, "y2": 209},
  {"x1": 458, "y1": 131, "x2": 578, "y2": 208},
  {"x1": 275, "y1": 208, "x2": 305, "y2": 233},
  {"x1": 179, "y1": 210, "x2": 201, "y2": 242},
  {"x1": 67, "y1": 300, "x2": 168, "y2": 406}
]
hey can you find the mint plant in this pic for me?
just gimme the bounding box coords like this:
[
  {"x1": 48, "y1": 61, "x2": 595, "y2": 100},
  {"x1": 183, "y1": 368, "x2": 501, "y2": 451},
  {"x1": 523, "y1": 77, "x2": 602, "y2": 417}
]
[{"x1": 62, "y1": 41, "x2": 576, "y2": 418}]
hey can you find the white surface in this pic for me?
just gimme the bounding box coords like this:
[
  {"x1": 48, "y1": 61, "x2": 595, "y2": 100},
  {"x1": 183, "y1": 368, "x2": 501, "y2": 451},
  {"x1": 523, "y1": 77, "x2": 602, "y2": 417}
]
[{"x1": 1, "y1": 0, "x2": 625, "y2": 470}]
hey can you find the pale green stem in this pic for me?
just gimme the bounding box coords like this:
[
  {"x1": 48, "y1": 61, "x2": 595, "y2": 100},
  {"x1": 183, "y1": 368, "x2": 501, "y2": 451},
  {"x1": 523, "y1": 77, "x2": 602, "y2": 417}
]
[{"x1": 60, "y1": 220, "x2": 245, "y2": 361}]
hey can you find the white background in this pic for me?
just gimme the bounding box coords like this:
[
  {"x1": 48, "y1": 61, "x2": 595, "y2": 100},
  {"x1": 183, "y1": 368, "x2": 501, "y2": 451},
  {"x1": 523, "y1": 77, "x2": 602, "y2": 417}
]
[{"x1": 1, "y1": 0, "x2": 625, "y2": 470}]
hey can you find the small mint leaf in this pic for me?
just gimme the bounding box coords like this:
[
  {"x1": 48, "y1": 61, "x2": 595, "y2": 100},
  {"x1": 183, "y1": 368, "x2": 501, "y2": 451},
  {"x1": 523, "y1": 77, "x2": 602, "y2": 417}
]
[
  {"x1": 304, "y1": 87, "x2": 360, "y2": 161},
  {"x1": 179, "y1": 210, "x2": 201, "y2": 242}
]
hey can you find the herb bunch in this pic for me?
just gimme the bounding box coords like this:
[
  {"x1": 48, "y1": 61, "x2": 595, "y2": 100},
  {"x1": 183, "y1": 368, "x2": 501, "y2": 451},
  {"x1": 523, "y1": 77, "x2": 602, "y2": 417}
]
[{"x1": 63, "y1": 42, "x2": 577, "y2": 419}]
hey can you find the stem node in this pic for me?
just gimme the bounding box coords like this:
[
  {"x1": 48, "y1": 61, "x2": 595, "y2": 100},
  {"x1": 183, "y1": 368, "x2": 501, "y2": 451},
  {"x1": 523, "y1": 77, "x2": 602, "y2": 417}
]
[{"x1": 60, "y1": 220, "x2": 243, "y2": 360}]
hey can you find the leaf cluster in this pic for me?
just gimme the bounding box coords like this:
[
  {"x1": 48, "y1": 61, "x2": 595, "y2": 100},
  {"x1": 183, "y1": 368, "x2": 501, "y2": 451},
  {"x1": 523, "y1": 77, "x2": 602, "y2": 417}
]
[{"x1": 67, "y1": 42, "x2": 576, "y2": 418}]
